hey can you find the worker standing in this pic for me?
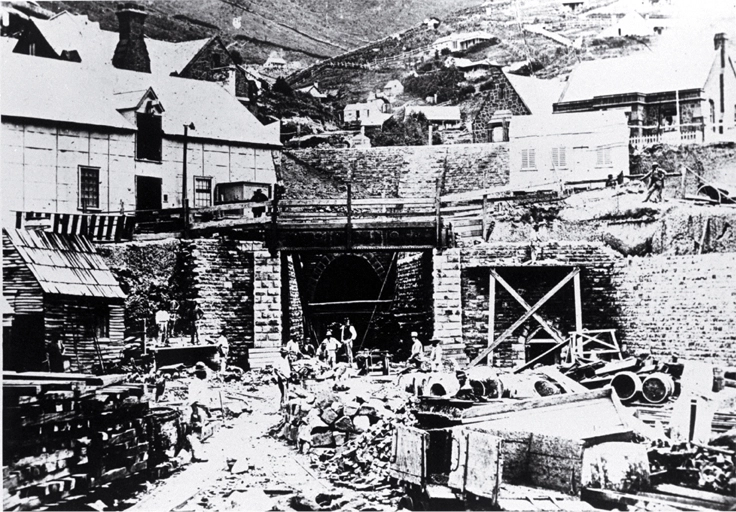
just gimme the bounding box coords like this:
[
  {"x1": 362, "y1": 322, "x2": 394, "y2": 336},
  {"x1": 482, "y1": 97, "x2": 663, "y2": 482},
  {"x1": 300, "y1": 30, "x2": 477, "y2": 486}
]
[
  {"x1": 285, "y1": 337, "x2": 301, "y2": 363},
  {"x1": 430, "y1": 338, "x2": 443, "y2": 372},
  {"x1": 216, "y1": 332, "x2": 229, "y2": 373},
  {"x1": 275, "y1": 348, "x2": 292, "y2": 408},
  {"x1": 340, "y1": 317, "x2": 357, "y2": 366},
  {"x1": 155, "y1": 309, "x2": 170, "y2": 346},
  {"x1": 322, "y1": 329, "x2": 340, "y2": 368},
  {"x1": 187, "y1": 362, "x2": 211, "y2": 462},
  {"x1": 641, "y1": 163, "x2": 666, "y2": 203},
  {"x1": 407, "y1": 331, "x2": 424, "y2": 368}
]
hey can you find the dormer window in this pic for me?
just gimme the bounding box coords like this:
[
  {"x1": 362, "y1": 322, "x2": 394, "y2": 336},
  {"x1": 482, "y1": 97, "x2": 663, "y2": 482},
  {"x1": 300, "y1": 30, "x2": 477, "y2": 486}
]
[{"x1": 136, "y1": 112, "x2": 162, "y2": 162}]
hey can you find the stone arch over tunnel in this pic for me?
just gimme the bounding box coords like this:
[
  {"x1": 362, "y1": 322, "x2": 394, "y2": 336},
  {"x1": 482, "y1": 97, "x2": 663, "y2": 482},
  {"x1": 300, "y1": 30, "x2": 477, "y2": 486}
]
[{"x1": 292, "y1": 252, "x2": 400, "y2": 354}]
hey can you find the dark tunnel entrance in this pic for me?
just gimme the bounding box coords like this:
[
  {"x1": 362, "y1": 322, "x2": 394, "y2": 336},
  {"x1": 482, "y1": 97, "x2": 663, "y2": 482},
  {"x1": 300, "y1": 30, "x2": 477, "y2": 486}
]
[{"x1": 306, "y1": 254, "x2": 398, "y2": 356}]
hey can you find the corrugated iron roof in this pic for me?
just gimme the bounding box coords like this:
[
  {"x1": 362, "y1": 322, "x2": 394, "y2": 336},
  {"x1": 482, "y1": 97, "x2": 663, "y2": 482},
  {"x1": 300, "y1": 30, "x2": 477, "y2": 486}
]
[{"x1": 3, "y1": 229, "x2": 126, "y2": 300}]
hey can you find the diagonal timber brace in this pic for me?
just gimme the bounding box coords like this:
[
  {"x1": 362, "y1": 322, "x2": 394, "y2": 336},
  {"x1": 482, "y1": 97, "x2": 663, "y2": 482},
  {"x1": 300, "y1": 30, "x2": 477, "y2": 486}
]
[{"x1": 468, "y1": 267, "x2": 581, "y2": 367}]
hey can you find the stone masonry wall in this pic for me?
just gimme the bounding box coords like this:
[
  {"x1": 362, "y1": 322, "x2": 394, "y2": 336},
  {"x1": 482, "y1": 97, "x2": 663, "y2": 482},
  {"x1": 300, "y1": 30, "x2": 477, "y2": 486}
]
[
  {"x1": 253, "y1": 250, "x2": 282, "y2": 350},
  {"x1": 185, "y1": 238, "x2": 254, "y2": 361},
  {"x1": 284, "y1": 254, "x2": 305, "y2": 344},
  {"x1": 392, "y1": 251, "x2": 433, "y2": 340},
  {"x1": 433, "y1": 249, "x2": 466, "y2": 365},
  {"x1": 611, "y1": 253, "x2": 736, "y2": 365},
  {"x1": 281, "y1": 144, "x2": 509, "y2": 200},
  {"x1": 472, "y1": 66, "x2": 532, "y2": 141}
]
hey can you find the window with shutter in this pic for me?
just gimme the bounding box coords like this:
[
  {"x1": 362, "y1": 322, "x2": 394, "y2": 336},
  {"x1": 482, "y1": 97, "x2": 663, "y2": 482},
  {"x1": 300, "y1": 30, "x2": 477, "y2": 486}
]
[
  {"x1": 521, "y1": 149, "x2": 537, "y2": 170},
  {"x1": 596, "y1": 146, "x2": 612, "y2": 167},
  {"x1": 552, "y1": 146, "x2": 567, "y2": 168},
  {"x1": 194, "y1": 177, "x2": 213, "y2": 207}
]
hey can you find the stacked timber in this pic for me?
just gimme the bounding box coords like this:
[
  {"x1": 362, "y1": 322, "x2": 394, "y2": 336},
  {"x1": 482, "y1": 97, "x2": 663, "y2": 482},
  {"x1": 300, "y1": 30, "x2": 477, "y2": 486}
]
[{"x1": 2, "y1": 371, "x2": 181, "y2": 510}]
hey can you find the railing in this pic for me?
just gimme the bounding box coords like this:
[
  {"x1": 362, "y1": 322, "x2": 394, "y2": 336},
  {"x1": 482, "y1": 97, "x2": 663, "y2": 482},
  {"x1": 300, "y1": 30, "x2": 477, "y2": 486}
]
[
  {"x1": 14, "y1": 211, "x2": 136, "y2": 242},
  {"x1": 629, "y1": 124, "x2": 705, "y2": 147}
]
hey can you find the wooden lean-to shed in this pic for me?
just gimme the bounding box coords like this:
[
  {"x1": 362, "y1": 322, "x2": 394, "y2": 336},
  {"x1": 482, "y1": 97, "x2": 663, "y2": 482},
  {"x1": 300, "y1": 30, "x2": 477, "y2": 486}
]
[{"x1": 2, "y1": 228, "x2": 126, "y2": 373}]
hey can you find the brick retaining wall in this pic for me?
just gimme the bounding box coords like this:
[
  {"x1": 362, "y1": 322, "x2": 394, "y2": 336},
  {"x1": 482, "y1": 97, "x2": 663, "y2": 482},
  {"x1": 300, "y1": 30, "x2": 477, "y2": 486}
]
[
  {"x1": 281, "y1": 144, "x2": 509, "y2": 200},
  {"x1": 611, "y1": 253, "x2": 736, "y2": 365}
]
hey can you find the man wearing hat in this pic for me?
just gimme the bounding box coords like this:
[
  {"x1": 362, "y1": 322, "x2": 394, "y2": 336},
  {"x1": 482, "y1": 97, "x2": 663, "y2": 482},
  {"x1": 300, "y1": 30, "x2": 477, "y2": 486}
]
[
  {"x1": 429, "y1": 338, "x2": 443, "y2": 372},
  {"x1": 322, "y1": 329, "x2": 340, "y2": 369},
  {"x1": 407, "y1": 331, "x2": 424, "y2": 368},
  {"x1": 641, "y1": 163, "x2": 666, "y2": 203},
  {"x1": 274, "y1": 348, "x2": 292, "y2": 407},
  {"x1": 187, "y1": 362, "x2": 211, "y2": 462}
]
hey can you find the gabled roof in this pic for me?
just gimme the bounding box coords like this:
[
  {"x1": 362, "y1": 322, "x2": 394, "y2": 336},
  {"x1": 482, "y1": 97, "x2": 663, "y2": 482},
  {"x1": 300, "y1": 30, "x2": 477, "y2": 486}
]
[
  {"x1": 558, "y1": 36, "x2": 728, "y2": 103},
  {"x1": 405, "y1": 106, "x2": 462, "y2": 122},
  {"x1": 3, "y1": 228, "x2": 126, "y2": 299},
  {"x1": 1, "y1": 51, "x2": 281, "y2": 147},
  {"x1": 434, "y1": 31, "x2": 493, "y2": 46},
  {"x1": 23, "y1": 12, "x2": 209, "y2": 75},
  {"x1": 361, "y1": 113, "x2": 393, "y2": 127},
  {"x1": 504, "y1": 72, "x2": 565, "y2": 114}
]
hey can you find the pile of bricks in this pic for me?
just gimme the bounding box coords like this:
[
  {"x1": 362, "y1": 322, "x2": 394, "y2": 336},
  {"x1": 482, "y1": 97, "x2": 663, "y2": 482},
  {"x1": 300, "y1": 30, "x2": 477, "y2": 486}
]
[{"x1": 3, "y1": 372, "x2": 181, "y2": 510}]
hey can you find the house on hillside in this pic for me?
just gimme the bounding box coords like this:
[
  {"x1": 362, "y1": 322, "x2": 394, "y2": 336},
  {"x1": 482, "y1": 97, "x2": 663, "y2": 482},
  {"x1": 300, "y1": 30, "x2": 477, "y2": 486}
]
[
  {"x1": 450, "y1": 58, "x2": 495, "y2": 80},
  {"x1": 2, "y1": 228, "x2": 126, "y2": 373},
  {"x1": 562, "y1": 0, "x2": 585, "y2": 12},
  {"x1": 554, "y1": 33, "x2": 736, "y2": 145},
  {"x1": 471, "y1": 65, "x2": 564, "y2": 142},
  {"x1": 405, "y1": 106, "x2": 461, "y2": 128},
  {"x1": 263, "y1": 51, "x2": 287, "y2": 72},
  {"x1": 296, "y1": 82, "x2": 328, "y2": 100},
  {"x1": 432, "y1": 31, "x2": 493, "y2": 54},
  {"x1": 597, "y1": 11, "x2": 653, "y2": 38},
  {"x1": 0, "y1": 45, "x2": 280, "y2": 228},
  {"x1": 509, "y1": 111, "x2": 629, "y2": 189},
  {"x1": 383, "y1": 80, "x2": 404, "y2": 101},
  {"x1": 343, "y1": 97, "x2": 391, "y2": 127},
  {"x1": 11, "y1": 7, "x2": 262, "y2": 106}
]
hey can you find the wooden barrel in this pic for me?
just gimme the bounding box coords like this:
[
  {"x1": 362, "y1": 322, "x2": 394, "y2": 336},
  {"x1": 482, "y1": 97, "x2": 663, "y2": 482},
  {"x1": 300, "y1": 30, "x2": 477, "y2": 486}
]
[
  {"x1": 611, "y1": 371, "x2": 642, "y2": 402},
  {"x1": 466, "y1": 367, "x2": 503, "y2": 398},
  {"x1": 641, "y1": 372, "x2": 675, "y2": 404}
]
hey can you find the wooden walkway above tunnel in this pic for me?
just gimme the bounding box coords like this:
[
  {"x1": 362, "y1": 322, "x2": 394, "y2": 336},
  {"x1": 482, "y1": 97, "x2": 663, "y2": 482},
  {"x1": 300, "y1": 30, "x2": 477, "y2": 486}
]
[{"x1": 14, "y1": 186, "x2": 565, "y2": 252}]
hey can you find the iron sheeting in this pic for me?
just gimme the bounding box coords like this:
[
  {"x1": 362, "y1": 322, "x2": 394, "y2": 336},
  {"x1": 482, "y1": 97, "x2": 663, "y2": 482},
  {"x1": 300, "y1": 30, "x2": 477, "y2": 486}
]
[{"x1": 3, "y1": 229, "x2": 126, "y2": 300}]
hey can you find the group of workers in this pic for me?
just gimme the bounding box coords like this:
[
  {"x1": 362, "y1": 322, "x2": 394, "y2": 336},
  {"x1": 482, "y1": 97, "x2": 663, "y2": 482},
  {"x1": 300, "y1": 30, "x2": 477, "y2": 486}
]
[{"x1": 408, "y1": 331, "x2": 444, "y2": 372}]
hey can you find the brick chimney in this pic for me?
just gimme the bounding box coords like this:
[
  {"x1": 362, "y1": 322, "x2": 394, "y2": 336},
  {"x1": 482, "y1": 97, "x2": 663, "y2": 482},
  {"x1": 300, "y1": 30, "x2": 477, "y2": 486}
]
[{"x1": 112, "y1": 3, "x2": 150, "y2": 73}]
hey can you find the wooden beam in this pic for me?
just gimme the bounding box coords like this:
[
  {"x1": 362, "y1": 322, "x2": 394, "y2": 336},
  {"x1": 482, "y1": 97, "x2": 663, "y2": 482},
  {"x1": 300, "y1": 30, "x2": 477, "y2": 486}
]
[
  {"x1": 462, "y1": 388, "x2": 612, "y2": 422},
  {"x1": 487, "y1": 271, "x2": 496, "y2": 361},
  {"x1": 468, "y1": 268, "x2": 579, "y2": 367},
  {"x1": 307, "y1": 299, "x2": 393, "y2": 307},
  {"x1": 573, "y1": 271, "x2": 583, "y2": 333}
]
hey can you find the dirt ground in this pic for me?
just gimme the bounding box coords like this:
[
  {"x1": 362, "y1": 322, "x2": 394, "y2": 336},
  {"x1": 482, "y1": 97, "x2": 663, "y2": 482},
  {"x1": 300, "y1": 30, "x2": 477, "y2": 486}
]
[{"x1": 124, "y1": 375, "x2": 399, "y2": 512}]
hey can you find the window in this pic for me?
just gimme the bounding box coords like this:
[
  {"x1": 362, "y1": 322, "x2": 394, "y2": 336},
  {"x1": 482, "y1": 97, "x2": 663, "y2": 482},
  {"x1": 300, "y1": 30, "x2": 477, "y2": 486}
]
[
  {"x1": 79, "y1": 166, "x2": 100, "y2": 210},
  {"x1": 551, "y1": 146, "x2": 567, "y2": 168},
  {"x1": 596, "y1": 146, "x2": 612, "y2": 167},
  {"x1": 194, "y1": 177, "x2": 212, "y2": 207},
  {"x1": 521, "y1": 148, "x2": 536, "y2": 170},
  {"x1": 85, "y1": 306, "x2": 109, "y2": 339},
  {"x1": 212, "y1": 54, "x2": 221, "y2": 68},
  {"x1": 136, "y1": 113, "x2": 162, "y2": 162}
]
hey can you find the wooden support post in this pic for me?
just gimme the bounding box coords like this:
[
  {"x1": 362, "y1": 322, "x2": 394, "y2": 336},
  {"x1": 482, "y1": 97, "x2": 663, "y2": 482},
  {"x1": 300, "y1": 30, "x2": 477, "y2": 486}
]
[
  {"x1": 346, "y1": 183, "x2": 352, "y2": 251},
  {"x1": 487, "y1": 271, "x2": 496, "y2": 363},
  {"x1": 435, "y1": 177, "x2": 442, "y2": 249},
  {"x1": 468, "y1": 268, "x2": 579, "y2": 367},
  {"x1": 482, "y1": 193, "x2": 488, "y2": 238},
  {"x1": 573, "y1": 271, "x2": 583, "y2": 333}
]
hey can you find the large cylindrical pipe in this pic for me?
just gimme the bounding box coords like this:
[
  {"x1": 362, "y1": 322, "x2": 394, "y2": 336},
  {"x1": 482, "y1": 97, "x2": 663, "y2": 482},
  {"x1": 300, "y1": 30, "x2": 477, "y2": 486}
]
[
  {"x1": 611, "y1": 371, "x2": 643, "y2": 402},
  {"x1": 641, "y1": 372, "x2": 675, "y2": 404}
]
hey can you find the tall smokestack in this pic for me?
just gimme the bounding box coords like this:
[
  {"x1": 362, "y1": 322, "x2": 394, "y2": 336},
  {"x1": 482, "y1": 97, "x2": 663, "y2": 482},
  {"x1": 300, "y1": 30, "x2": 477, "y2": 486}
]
[{"x1": 112, "y1": 3, "x2": 150, "y2": 73}]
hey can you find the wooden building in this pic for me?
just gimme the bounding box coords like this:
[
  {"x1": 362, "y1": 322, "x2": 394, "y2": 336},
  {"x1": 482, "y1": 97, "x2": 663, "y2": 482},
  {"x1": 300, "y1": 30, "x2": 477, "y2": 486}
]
[
  {"x1": 509, "y1": 111, "x2": 629, "y2": 189},
  {"x1": 2, "y1": 228, "x2": 126, "y2": 373}
]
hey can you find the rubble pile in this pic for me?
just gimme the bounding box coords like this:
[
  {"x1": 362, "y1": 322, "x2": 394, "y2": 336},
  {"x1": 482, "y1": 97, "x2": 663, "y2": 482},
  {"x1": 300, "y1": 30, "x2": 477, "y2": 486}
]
[{"x1": 274, "y1": 382, "x2": 416, "y2": 491}]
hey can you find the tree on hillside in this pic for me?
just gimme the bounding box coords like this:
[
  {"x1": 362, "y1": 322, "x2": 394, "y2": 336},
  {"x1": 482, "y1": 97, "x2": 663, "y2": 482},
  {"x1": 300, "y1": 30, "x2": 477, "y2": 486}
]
[
  {"x1": 404, "y1": 67, "x2": 465, "y2": 103},
  {"x1": 273, "y1": 77, "x2": 293, "y2": 96},
  {"x1": 369, "y1": 112, "x2": 442, "y2": 147}
]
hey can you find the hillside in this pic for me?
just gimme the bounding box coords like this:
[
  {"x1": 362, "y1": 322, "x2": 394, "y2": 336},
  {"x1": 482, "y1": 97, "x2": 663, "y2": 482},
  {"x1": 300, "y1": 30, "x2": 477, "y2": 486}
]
[{"x1": 42, "y1": 0, "x2": 486, "y2": 65}]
